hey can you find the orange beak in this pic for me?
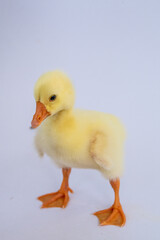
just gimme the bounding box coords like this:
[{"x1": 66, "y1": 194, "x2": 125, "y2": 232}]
[{"x1": 31, "y1": 101, "x2": 51, "y2": 128}]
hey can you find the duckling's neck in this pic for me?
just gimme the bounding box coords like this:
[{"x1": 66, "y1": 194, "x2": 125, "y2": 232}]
[{"x1": 50, "y1": 108, "x2": 75, "y2": 127}]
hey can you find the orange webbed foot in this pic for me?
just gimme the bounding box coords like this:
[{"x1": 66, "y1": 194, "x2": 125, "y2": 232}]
[
  {"x1": 38, "y1": 187, "x2": 73, "y2": 209},
  {"x1": 93, "y1": 204, "x2": 126, "y2": 227}
]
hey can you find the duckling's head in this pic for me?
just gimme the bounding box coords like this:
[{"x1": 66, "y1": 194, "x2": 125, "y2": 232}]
[{"x1": 31, "y1": 71, "x2": 75, "y2": 128}]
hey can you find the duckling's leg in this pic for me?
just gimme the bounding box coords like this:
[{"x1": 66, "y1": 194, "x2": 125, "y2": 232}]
[
  {"x1": 93, "y1": 178, "x2": 126, "y2": 227},
  {"x1": 38, "y1": 168, "x2": 73, "y2": 208}
]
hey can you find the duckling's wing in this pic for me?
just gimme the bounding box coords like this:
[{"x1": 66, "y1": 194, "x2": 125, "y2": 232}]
[{"x1": 89, "y1": 132, "x2": 113, "y2": 170}]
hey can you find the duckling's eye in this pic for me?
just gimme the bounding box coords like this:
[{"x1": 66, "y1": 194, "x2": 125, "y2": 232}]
[{"x1": 49, "y1": 95, "x2": 56, "y2": 101}]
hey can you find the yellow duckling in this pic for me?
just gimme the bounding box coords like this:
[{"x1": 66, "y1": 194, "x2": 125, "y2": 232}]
[{"x1": 31, "y1": 71, "x2": 126, "y2": 227}]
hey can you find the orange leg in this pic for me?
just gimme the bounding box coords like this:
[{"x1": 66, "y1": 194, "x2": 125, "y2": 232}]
[
  {"x1": 38, "y1": 168, "x2": 73, "y2": 209},
  {"x1": 93, "y1": 178, "x2": 126, "y2": 227}
]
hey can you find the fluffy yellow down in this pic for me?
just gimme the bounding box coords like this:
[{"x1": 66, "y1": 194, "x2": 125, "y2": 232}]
[{"x1": 34, "y1": 71, "x2": 126, "y2": 180}]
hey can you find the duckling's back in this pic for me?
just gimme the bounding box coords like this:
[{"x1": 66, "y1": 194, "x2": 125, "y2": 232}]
[{"x1": 73, "y1": 109, "x2": 126, "y2": 140}]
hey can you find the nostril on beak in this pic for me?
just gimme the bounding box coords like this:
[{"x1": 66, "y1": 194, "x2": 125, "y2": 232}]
[{"x1": 37, "y1": 116, "x2": 41, "y2": 121}]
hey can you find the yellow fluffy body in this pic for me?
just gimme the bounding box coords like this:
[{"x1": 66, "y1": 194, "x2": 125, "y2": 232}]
[{"x1": 34, "y1": 71, "x2": 126, "y2": 179}]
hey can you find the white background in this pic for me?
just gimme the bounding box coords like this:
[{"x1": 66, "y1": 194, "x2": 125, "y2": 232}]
[{"x1": 1, "y1": 0, "x2": 160, "y2": 239}]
